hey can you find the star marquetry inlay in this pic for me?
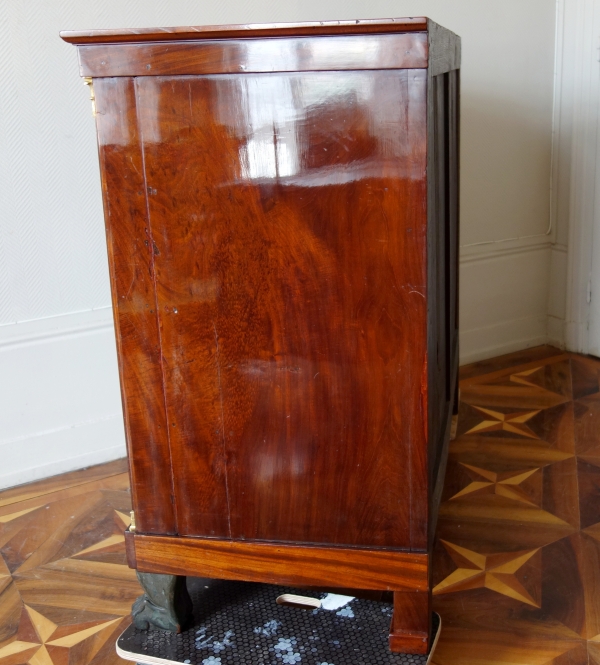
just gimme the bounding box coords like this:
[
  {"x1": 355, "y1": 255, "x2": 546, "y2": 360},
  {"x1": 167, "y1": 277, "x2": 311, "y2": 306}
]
[
  {"x1": 450, "y1": 464, "x2": 539, "y2": 505},
  {"x1": 2, "y1": 604, "x2": 122, "y2": 665},
  {"x1": 433, "y1": 541, "x2": 540, "y2": 607},
  {"x1": 510, "y1": 367, "x2": 543, "y2": 387},
  {"x1": 465, "y1": 406, "x2": 540, "y2": 438}
]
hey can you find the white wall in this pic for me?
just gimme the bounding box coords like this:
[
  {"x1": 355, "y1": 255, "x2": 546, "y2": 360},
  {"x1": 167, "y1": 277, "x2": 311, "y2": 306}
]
[
  {"x1": 0, "y1": 0, "x2": 557, "y2": 488},
  {"x1": 548, "y1": 0, "x2": 600, "y2": 357},
  {"x1": 547, "y1": 0, "x2": 574, "y2": 349}
]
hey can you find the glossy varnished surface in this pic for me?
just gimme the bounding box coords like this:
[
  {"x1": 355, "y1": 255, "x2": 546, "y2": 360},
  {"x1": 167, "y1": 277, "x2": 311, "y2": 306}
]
[
  {"x1": 94, "y1": 78, "x2": 175, "y2": 536},
  {"x1": 126, "y1": 69, "x2": 429, "y2": 547},
  {"x1": 77, "y1": 33, "x2": 428, "y2": 78},
  {"x1": 132, "y1": 535, "x2": 428, "y2": 591},
  {"x1": 64, "y1": 22, "x2": 461, "y2": 651},
  {"x1": 60, "y1": 17, "x2": 429, "y2": 44},
  {"x1": 65, "y1": 21, "x2": 462, "y2": 560},
  {"x1": 2, "y1": 348, "x2": 600, "y2": 664}
]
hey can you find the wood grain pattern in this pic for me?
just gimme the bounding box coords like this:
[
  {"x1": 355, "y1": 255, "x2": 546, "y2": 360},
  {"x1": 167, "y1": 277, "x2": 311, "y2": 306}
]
[
  {"x1": 131, "y1": 68, "x2": 430, "y2": 548},
  {"x1": 123, "y1": 530, "x2": 137, "y2": 570},
  {"x1": 0, "y1": 460, "x2": 127, "y2": 511},
  {"x1": 0, "y1": 462, "x2": 138, "y2": 665},
  {"x1": 94, "y1": 78, "x2": 176, "y2": 536},
  {"x1": 459, "y1": 344, "x2": 564, "y2": 381},
  {"x1": 77, "y1": 33, "x2": 428, "y2": 78},
  {"x1": 61, "y1": 20, "x2": 462, "y2": 654},
  {"x1": 131, "y1": 535, "x2": 428, "y2": 591},
  {"x1": 60, "y1": 17, "x2": 430, "y2": 44},
  {"x1": 1, "y1": 347, "x2": 600, "y2": 664},
  {"x1": 431, "y1": 350, "x2": 600, "y2": 665},
  {"x1": 389, "y1": 590, "x2": 431, "y2": 654}
]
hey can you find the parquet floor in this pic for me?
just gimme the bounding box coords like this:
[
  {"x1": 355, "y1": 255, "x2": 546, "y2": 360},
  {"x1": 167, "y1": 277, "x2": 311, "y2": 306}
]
[
  {"x1": 433, "y1": 346, "x2": 600, "y2": 665},
  {"x1": 0, "y1": 460, "x2": 137, "y2": 665},
  {"x1": 0, "y1": 346, "x2": 598, "y2": 665}
]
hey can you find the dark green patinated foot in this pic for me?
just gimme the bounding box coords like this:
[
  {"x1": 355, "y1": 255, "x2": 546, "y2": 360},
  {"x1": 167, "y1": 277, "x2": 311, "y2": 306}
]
[{"x1": 132, "y1": 572, "x2": 193, "y2": 633}]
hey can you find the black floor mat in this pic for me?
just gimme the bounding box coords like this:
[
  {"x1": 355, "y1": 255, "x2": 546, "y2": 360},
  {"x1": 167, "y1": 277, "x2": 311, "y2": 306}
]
[{"x1": 117, "y1": 577, "x2": 439, "y2": 665}]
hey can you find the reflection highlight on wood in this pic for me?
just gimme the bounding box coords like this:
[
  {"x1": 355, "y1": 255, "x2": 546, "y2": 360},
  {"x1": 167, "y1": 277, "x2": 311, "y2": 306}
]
[{"x1": 1, "y1": 347, "x2": 600, "y2": 664}]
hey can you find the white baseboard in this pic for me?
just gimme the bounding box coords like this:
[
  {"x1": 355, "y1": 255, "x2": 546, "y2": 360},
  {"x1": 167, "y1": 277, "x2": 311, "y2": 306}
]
[
  {"x1": 460, "y1": 315, "x2": 549, "y2": 364},
  {"x1": 0, "y1": 308, "x2": 126, "y2": 490},
  {"x1": 0, "y1": 418, "x2": 126, "y2": 489},
  {"x1": 0, "y1": 307, "x2": 114, "y2": 349},
  {"x1": 459, "y1": 242, "x2": 552, "y2": 364}
]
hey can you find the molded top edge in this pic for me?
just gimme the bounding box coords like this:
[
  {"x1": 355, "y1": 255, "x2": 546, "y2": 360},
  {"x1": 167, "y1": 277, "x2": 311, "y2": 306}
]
[{"x1": 60, "y1": 17, "x2": 429, "y2": 44}]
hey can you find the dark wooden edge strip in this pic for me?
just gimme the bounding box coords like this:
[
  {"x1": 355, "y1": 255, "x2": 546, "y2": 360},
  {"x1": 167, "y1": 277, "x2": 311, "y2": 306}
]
[
  {"x1": 427, "y1": 19, "x2": 461, "y2": 76},
  {"x1": 132, "y1": 535, "x2": 429, "y2": 592},
  {"x1": 124, "y1": 528, "x2": 137, "y2": 569},
  {"x1": 77, "y1": 33, "x2": 428, "y2": 78},
  {"x1": 389, "y1": 631, "x2": 430, "y2": 654},
  {"x1": 428, "y1": 338, "x2": 459, "y2": 547},
  {"x1": 60, "y1": 17, "x2": 428, "y2": 44},
  {"x1": 389, "y1": 587, "x2": 431, "y2": 653}
]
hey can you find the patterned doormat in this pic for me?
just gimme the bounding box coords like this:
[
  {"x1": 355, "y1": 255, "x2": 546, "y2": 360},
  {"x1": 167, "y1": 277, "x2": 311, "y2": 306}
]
[{"x1": 116, "y1": 578, "x2": 440, "y2": 665}]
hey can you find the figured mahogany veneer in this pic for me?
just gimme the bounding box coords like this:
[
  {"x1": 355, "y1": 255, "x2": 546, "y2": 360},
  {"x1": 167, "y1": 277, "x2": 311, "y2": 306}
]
[
  {"x1": 62, "y1": 17, "x2": 460, "y2": 654},
  {"x1": 76, "y1": 33, "x2": 428, "y2": 77},
  {"x1": 132, "y1": 536, "x2": 428, "y2": 591}
]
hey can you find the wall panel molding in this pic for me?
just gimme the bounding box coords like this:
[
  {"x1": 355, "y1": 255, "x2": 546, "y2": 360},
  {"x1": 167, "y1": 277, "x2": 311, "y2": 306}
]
[
  {"x1": 0, "y1": 420, "x2": 125, "y2": 490},
  {"x1": 459, "y1": 244, "x2": 551, "y2": 364},
  {"x1": 0, "y1": 307, "x2": 113, "y2": 350},
  {"x1": 0, "y1": 309, "x2": 125, "y2": 489},
  {"x1": 460, "y1": 236, "x2": 553, "y2": 264}
]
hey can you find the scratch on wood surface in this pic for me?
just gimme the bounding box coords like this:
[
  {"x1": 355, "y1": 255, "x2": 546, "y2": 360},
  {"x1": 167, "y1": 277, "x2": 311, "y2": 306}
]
[{"x1": 213, "y1": 322, "x2": 232, "y2": 538}]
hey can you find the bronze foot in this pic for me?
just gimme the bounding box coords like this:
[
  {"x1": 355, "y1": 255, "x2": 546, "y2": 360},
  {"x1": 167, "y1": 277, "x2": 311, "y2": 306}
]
[{"x1": 132, "y1": 572, "x2": 193, "y2": 633}]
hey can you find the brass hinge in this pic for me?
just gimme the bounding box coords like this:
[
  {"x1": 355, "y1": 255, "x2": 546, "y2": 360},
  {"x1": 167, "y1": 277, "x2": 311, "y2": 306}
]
[
  {"x1": 129, "y1": 510, "x2": 136, "y2": 533},
  {"x1": 83, "y1": 77, "x2": 96, "y2": 117}
]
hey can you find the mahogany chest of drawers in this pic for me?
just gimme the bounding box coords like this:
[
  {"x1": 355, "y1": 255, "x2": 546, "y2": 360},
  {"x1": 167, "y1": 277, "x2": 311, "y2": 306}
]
[{"x1": 61, "y1": 17, "x2": 460, "y2": 654}]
